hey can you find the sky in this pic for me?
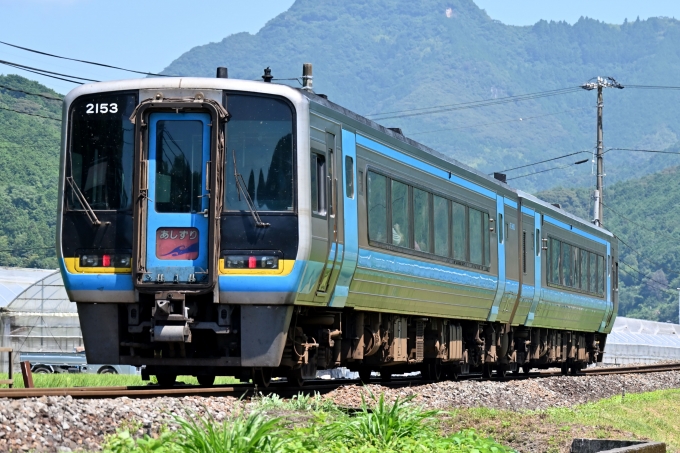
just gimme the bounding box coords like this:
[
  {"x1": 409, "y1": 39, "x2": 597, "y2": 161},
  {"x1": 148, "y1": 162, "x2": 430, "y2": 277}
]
[{"x1": 2, "y1": 0, "x2": 680, "y2": 94}]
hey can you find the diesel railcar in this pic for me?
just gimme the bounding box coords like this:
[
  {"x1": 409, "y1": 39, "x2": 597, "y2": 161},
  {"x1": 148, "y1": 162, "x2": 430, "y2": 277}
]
[{"x1": 57, "y1": 67, "x2": 618, "y2": 386}]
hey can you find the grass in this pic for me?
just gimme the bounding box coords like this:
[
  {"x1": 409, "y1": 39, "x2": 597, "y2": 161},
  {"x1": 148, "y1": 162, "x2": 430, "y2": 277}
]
[
  {"x1": 443, "y1": 389, "x2": 680, "y2": 453},
  {"x1": 0, "y1": 373, "x2": 238, "y2": 389},
  {"x1": 102, "y1": 391, "x2": 514, "y2": 453}
]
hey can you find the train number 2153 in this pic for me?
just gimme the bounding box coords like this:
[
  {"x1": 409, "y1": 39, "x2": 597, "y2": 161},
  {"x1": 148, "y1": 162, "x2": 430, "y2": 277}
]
[{"x1": 86, "y1": 103, "x2": 118, "y2": 114}]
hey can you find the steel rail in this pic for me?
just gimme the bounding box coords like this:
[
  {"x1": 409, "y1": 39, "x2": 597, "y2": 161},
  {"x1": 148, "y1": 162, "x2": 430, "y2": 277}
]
[{"x1": 1, "y1": 363, "x2": 679, "y2": 399}]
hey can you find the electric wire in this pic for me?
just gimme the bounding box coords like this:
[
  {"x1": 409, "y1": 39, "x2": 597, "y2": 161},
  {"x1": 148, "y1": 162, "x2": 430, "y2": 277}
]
[
  {"x1": 604, "y1": 147, "x2": 680, "y2": 155},
  {"x1": 367, "y1": 87, "x2": 584, "y2": 120},
  {"x1": 493, "y1": 149, "x2": 593, "y2": 175},
  {"x1": 0, "y1": 59, "x2": 98, "y2": 83},
  {"x1": 0, "y1": 40, "x2": 174, "y2": 78},
  {"x1": 0, "y1": 83, "x2": 61, "y2": 101},
  {"x1": 0, "y1": 105, "x2": 61, "y2": 121},
  {"x1": 409, "y1": 106, "x2": 594, "y2": 136}
]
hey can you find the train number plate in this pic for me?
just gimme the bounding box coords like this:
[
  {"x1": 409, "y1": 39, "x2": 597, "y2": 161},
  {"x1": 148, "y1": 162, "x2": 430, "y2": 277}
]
[{"x1": 156, "y1": 228, "x2": 199, "y2": 260}]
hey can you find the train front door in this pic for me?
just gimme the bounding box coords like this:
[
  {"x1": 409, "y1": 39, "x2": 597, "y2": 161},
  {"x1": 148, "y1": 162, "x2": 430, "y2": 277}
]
[{"x1": 143, "y1": 112, "x2": 211, "y2": 285}]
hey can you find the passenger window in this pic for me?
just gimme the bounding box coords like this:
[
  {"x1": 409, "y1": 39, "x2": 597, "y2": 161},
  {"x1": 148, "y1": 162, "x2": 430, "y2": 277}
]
[
  {"x1": 483, "y1": 212, "x2": 490, "y2": 266},
  {"x1": 311, "y1": 153, "x2": 326, "y2": 215},
  {"x1": 572, "y1": 247, "x2": 579, "y2": 288},
  {"x1": 580, "y1": 249, "x2": 589, "y2": 291},
  {"x1": 452, "y1": 202, "x2": 466, "y2": 260},
  {"x1": 597, "y1": 255, "x2": 605, "y2": 295},
  {"x1": 549, "y1": 238, "x2": 560, "y2": 285},
  {"x1": 413, "y1": 188, "x2": 430, "y2": 252},
  {"x1": 433, "y1": 196, "x2": 449, "y2": 257},
  {"x1": 522, "y1": 230, "x2": 527, "y2": 274},
  {"x1": 469, "y1": 208, "x2": 483, "y2": 265},
  {"x1": 391, "y1": 180, "x2": 410, "y2": 247},
  {"x1": 589, "y1": 252, "x2": 597, "y2": 294},
  {"x1": 367, "y1": 172, "x2": 387, "y2": 243},
  {"x1": 561, "y1": 243, "x2": 572, "y2": 287},
  {"x1": 345, "y1": 156, "x2": 354, "y2": 199}
]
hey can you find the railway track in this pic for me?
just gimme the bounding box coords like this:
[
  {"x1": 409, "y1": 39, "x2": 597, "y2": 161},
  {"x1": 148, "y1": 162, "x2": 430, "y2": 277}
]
[{"x1": 1, "y1": 362, "x2": 679, "y2": 400}]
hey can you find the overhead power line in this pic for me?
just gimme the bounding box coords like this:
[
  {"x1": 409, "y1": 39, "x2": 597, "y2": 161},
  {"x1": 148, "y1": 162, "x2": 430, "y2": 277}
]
[
  {"x1": 367, "y1": 87, "x2": 584, "y2": 120},
  {"x1": 0, "y1": 83, "x2": 62, "y2": 101},
  {"x1": 0, "y1": 59, "x2": 93, "y2": 84},
  {"x1": 492, "y1": 149, "x2": 593, "y2": 175},
  {"x1": 605, "y1": 147, "x2": 680, "y2": 155},
  {"x1": 505, "y1": 158, "x2": 589, "y2": 182},
  {"x1": 0, "y1": 105, "x2": 61, "y2": 121},
  {"x1": 0, "y1": 40, "x2": 174, "y2": 78}
]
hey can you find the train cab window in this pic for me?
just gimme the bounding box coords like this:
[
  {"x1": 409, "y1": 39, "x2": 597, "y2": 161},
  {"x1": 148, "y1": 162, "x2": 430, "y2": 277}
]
[
  {"x1": 469, "y1": 208, "x2": 483, "y2": 265},
  {"x1": 345, "y1": 156, "x2": 354, "y2": 199},
  {"x1": 68, "y1": 92, "x2": 137, "y2": 211},
  {"x1": 367, "y1": 172, "x2": 387, "y2": 243},
  {"x1": 433, "y1": 196, "x2": 449, "y2": 257},
  {"x1": 413, "y1": 188, "x2": 430, "y2": 252},
  {"x1": 391, "y1": 180, "x2": 410, "y2": 247},
  {"x1": 580, "y1": 249, "x2": 589, "y2": 291},
  {"x1": 311, "y1": 153, "x2": 326, "y2": 216},
  {"x1": 452, "y1": 202, "x2": 466, "y2": 261},
  {"x1": 225, "y1": 95, "x2": 294, "y2": 212}
]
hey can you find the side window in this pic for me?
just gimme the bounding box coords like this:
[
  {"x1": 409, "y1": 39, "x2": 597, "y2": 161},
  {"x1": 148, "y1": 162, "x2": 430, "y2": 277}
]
[
  {"x1": 469, "y1": 208, "x2": 483, "y2": 265},
  {"x1": 522, "y1": 230, "x2": 527, "y2": 274},
  {"x1": 345, "y1": 156, "x2": 354, "y2": 198},
  {"x1": 549, "y1": 238, "x2": 560, "y2": 285},
  {"x1": 367, "y1": 172, "x2": 387, "y2": 243},
  {"x1": 589, "y1": 252, "x2": 597, "y2": 295},
  {"x1": 580, "y1": 248, "x2": 589, "y2": 291},
  {"x1": 597, "y1": 255, "x2": 605, "y2": 295},
  {"x1": 483, "y1": 212, "x2": 490, "y2": 266},
  {"x1": 391, "y1": 180, "x2": 410, "y2": 248},
  {"x1": 413, "y1": 188, "x2": 430, "y2": 252},
  {"x1": 433, "y1": 196, "x2": 449, "y2": 257},
  {"x1": 452, "y1": 202, "x2": 466, "y2": 261},
  {"x1": 572, "y1": 247, "x2": 579, "y2": 289},
  {"x1": 561, "y1": 242, "x2": 572, "y2": 287},
  {"x1": 311, "y1": 153, "x2": 326, "y2": 216}
]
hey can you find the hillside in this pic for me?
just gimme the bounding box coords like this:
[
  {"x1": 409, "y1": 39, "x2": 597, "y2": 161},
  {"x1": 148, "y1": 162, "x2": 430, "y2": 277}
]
[
  {"x1": 539, "y1": 167, "x2": 680, "y2": 322},
  {"x1": 163, "y1": 0, "x2": 680, "y2": 192},
  {"x1": 0, "y1": 75, "x2": 61, "y2": 269}
]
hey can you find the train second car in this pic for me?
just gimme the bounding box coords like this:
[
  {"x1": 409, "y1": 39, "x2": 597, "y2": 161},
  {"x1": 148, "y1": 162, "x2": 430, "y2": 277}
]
[{"x1": 57, "y1": 68, "x2": 618, "y2": 386}]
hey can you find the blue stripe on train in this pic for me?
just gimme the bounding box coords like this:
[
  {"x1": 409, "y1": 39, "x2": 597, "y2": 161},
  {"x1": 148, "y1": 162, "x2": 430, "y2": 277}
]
[{"x1": 218, "y1": 261, "x2": 306, "y2": 293}]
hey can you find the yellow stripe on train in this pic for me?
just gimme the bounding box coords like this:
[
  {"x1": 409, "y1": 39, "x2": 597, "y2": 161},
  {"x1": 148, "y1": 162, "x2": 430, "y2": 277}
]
[
  {"x1": 63, "y1": 257, "x2": 132, "y2": 274},
  {"x1": 218, "y1": 259, "x2": 295, "y2": 276}
]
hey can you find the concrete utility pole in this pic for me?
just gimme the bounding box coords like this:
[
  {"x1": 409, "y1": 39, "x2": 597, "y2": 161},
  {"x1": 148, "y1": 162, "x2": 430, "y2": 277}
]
[{"x1": 581, "y1": 77, "x2": 624, "y2": 228}]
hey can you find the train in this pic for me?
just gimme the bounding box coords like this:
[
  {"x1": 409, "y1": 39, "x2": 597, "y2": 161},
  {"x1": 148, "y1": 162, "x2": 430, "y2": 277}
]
[{"x1": 56, "y1": 65, "x2": 618, "y2": 387}]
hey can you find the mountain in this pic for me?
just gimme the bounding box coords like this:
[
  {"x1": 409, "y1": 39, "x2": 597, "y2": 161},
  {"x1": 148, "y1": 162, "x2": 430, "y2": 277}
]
[
  {"x1": 0, "y1": 75, "x2": 61, "y2": 269},
  {"x1": 163, "y1": 0, "x2": 680, "y2": 193},
  {"x1": 539, "y1": 167, "x2": 680, "y2": 322}
]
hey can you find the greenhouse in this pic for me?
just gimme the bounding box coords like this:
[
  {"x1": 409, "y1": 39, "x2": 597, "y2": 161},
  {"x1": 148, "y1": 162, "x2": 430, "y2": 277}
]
[{"x1": 0, "y1": 267, "x2": 80, "y2": 373}]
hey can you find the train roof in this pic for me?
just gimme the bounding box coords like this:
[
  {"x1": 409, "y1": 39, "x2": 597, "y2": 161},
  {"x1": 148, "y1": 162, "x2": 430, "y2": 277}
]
[{"x1": 64, "y1": 77, "x2": 612, "y2": 240}]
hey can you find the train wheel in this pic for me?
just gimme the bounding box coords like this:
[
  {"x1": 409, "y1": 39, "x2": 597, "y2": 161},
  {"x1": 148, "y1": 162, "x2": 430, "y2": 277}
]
[
  {"x1": 561, "y1": 363, "x2": 569, "y2": 375},
  {"x1": 287, "y1": 369, "x2": 305, "y2": 388},
  {"x1": 253, "y1": 368, "x2": 272, "y2": 388},
  {"x1": 359, "y1": 369, "x2": 372, "y2": 384},
  {"x1": 380, "y1": 370, "x2": 393, "y2": 383},
  {"x1": 446, "y1": 366, "x2": 459, "y2": 381},
  {"x1": 156, "y1": 374, "x2": 177, "y2": 387},
  {"x1": 482, "y1": 363, "x2": 493, "y2": 379},
  {"x1": 570, "y1": 363, "x2": 582, "y2": 375},
  {"x1": 522, "y1": 364, "x2": 531, "y2": 374},
  {"x1": 496, "y1": 364, "x2": 508, "y2": 380},
  {"x1": 197, "y1": 375, "x2": 215, "y2": 386}
]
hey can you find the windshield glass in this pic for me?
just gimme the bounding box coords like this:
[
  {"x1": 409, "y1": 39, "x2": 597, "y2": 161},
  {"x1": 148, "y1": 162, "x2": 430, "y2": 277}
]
[
  {"x1": 225, "y1": 94, "x2": 294, "y2": 212},
  {"x1": 67, "y1": 92, "x2": 137, "y2": 210}
]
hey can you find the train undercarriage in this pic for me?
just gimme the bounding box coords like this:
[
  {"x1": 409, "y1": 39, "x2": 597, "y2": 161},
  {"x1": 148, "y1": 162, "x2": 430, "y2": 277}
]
[{"x1": 108, "y1": 291, "x2": 605, "y2": 387}]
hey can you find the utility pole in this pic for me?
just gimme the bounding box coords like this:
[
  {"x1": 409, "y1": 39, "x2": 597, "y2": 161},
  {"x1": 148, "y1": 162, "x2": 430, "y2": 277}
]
[{"x1": 581, "y1": 77, "x2": 624, "y2": 228}]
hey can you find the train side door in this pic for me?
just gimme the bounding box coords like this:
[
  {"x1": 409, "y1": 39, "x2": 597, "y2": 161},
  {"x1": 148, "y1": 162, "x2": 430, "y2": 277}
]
[
  {"x1": 143, "y1": 112, "x2": 211, "y2": 285},
  {"x1": 314, "y1": 132, "x2": 344, "y2": 302}
]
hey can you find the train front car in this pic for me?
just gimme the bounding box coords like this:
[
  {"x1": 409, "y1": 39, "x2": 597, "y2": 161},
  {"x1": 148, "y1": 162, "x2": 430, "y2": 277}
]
[{"x1": 57, "y1": 78, "x2": 310, "y2": 386}]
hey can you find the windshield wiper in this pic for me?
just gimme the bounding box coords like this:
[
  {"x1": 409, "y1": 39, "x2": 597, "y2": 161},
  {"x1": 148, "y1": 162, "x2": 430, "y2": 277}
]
[
  {"x1": 232, "y1": 150, "x2": 270, "y2": 228},
  {"x1": 66, "y1": 176, "x2": 104, "y2": 226}
]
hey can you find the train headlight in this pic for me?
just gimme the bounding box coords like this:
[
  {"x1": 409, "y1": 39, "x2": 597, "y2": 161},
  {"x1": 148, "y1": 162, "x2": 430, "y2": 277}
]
[
  {"x1": 79, "y1": 253, "x2": 131, "y2": 268},
  {"x1": 225, "y1": 255, "x2": 279, "y2": 269}
]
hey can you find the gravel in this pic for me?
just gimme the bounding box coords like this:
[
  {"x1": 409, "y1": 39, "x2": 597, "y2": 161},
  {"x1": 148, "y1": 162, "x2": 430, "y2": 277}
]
[{"x1": 2, "y1": 370, "x2": 680, "y2": 451}]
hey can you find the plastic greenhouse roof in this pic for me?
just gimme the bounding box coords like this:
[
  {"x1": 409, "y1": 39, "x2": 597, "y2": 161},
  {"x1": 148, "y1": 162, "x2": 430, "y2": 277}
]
[
  {"x1": 608, "y1": 316, "x2": 680, "y2": 349},
  {"x1": 0, "y1": 267, "x2": 57, "y2": 308},
  {"x1": 7, "y1": 270, "x2": 74, "y2": 314}
]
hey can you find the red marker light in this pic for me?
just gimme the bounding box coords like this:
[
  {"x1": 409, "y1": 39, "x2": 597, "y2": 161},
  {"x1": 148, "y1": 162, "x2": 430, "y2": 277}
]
[
  {"x1": 248, "y1": 256, "x2": 256, "y2": 269},
  {"x1": 102, "y1": 255, "x2": 111, "y2": 267}
]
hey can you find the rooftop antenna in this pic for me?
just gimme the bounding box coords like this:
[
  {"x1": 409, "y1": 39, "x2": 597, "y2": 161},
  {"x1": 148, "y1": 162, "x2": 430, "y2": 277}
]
[{"x1": 302, "y1": 63, "x2": 313, "y2": 92}]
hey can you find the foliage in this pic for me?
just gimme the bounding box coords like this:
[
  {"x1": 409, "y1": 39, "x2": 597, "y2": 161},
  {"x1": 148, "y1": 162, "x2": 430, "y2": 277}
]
[
  {"x1": 162, "y1": 0, "x2": 680, "y2": 192},
  {"x1": 101, "y1": 392, "x2": 514, "y2": 453},
  {"x1": 539, "y1": 165, "x2": 680, "y2": 321},
  {"x1": 0, "y1": 74, "x2": 61, "y2": 268}
]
